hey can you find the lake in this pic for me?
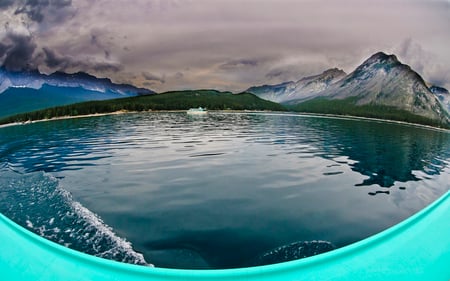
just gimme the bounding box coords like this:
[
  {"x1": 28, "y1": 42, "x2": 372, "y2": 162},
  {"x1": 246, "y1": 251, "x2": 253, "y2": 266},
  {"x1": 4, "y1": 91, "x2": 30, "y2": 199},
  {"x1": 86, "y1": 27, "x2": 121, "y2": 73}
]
[{"x1": 0, "y1": 112, "x2": 449, "y2": 269}]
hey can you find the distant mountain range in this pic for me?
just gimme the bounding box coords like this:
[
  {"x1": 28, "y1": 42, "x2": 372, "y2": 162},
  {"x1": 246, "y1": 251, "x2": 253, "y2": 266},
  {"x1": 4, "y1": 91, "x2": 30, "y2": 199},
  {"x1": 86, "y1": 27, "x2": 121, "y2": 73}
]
[
  {"x1": 0, "y1": 68, "x2": 154, "y2": 118},
  {"x1": 1, "y1": 52, "x2": 449, "y2": 129},
  {"x1": 247, "y1": 52, "x2": 450, "y2": 128}
]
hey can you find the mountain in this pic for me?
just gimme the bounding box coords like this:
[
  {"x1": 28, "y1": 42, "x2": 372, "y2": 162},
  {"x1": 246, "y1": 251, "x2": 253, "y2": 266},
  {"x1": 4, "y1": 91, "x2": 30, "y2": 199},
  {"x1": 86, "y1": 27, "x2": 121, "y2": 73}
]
[
  {"x1": 310, "y1": 53, "x2": 446, "y2": 119},
  {"x1": 249, "y1": 52, "x2": 450, "y2": 128},
  {"x1": 430, "y1": 85, "x2": 450, "y2": 113},
  {"x1": 247, "y1": 68, "x2": 346, "y2": 103},
  {"x1": 0, "y1": 68, "x2": 154, "y2": 118},
  {"x1": 0, "y1": 68, "x2": 154, "y2": 95}
]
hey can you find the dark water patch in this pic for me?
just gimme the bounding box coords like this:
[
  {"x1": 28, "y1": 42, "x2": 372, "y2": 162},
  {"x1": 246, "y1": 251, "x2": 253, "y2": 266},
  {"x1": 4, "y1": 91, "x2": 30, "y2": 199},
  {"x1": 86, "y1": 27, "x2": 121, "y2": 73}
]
[
  {"x1": 323, "y1": 171, "x2": 344, "y2": 176},
  {"x1": 189, "y1": 152, "x2": 226, "y2": 158},
  {"x1": 172, "y1": 140, "x2": 204, "y2": 144},
  {"x1": 327, "y1": 164, "x2": 341, "y2": 168},
  {"x1": 368, "y1": 190, "x2": 391, "y2": 196}
]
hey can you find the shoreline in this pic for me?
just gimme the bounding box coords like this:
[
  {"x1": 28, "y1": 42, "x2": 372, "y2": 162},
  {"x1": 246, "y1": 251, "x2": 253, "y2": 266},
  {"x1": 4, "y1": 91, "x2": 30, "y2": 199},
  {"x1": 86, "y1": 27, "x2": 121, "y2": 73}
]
[
  {"x1": 0, "y1": 111, "x2": 133, "y2": 129},
  {"x1": 0, "y1": 110, "x2": 449, "y2": 133},
  {"x1": 290, "y1": 112, "x2": 450, "y2": 133}
]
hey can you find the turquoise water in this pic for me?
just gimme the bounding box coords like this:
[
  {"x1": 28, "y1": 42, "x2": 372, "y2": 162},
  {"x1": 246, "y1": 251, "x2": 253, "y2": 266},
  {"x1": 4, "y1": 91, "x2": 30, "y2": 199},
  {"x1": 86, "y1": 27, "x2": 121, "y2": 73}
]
[{"x1": 0, "y1": 112, "x2": 449, "y2": 269}]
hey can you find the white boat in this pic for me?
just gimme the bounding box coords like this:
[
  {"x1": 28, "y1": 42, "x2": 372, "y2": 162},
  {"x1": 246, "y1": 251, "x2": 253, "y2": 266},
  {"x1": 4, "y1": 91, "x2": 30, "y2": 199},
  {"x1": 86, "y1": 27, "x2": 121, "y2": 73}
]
[{"x1": 187, "y1": 107, "x2": 208, "y2": 115}]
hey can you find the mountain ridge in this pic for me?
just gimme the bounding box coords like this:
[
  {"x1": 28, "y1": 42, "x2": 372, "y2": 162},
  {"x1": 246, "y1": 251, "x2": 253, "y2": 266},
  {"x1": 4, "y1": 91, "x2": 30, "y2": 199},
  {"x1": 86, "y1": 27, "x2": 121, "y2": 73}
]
[
  {"x1": 1, "y1": 52, "x2": 449, "y2": 128},
  {"x1": 0, "y1": 67, "x2": 154, "y2": 95},
  {"x1": 247, "y1": 52, "x2": 450, "y2": 127},
  {"x1": 0, "y1": 67, "x2": 155, "y2": 118},
  {"x1": 247, "y1": 68, "x2": 346, "y2": 103}
]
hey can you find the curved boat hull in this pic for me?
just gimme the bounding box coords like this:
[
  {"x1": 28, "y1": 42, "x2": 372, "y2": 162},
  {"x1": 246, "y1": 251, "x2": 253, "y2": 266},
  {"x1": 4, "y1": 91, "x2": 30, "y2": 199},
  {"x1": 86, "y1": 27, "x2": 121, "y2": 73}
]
[{"x1": 1, "y1": 191, "x2": 450, "y2": 280}]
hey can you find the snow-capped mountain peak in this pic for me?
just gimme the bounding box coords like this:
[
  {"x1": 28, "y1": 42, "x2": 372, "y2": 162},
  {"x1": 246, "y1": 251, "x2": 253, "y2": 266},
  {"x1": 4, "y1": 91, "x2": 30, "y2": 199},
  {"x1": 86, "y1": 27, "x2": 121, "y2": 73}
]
[{"x1": 0, "y1": 68, "x2": 154, "y2": 96}]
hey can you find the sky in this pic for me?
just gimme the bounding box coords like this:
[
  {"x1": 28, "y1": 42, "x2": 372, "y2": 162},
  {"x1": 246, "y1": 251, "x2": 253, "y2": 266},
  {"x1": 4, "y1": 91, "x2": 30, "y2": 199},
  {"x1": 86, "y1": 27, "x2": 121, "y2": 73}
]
[{"x1": 0, "y1": 0, "x2": 449, "y2": 92}]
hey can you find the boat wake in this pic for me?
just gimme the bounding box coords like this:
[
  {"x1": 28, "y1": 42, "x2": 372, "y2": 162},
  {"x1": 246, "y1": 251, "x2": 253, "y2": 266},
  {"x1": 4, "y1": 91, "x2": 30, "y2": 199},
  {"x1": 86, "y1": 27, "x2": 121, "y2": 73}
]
[{"x1": 0, "y1": 169, "x2": 149, "y2": 266}]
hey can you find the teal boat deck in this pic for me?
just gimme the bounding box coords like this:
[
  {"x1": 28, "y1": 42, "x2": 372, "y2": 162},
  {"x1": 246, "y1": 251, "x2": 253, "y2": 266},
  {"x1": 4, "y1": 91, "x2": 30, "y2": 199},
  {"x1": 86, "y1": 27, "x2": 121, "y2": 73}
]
[{"x1": 1, "y1": 191, "x2": 449, "y2": 280}]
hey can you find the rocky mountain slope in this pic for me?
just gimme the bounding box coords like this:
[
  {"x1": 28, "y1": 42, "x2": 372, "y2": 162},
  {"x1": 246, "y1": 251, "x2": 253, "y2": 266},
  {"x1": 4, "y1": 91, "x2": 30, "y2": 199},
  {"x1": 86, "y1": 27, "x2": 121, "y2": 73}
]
[
  {"x1": 0, "y1": 68, "x2": 153, "y2": 95},
  {"x1": 247, "y1": 68, "x2": 346, "y2": 103},
  {"x1": 0, "y1": 68, "x2": 154, "y2": 118},
  {"x1": 310, "y1": 52, "x2": 448, "y2": 123},
  {"x1": 430, "y1": 85, "x2": 450, "y2": 113},
  {"x1": 248, "y1": 52, "x2": 450, "y2": 128}
]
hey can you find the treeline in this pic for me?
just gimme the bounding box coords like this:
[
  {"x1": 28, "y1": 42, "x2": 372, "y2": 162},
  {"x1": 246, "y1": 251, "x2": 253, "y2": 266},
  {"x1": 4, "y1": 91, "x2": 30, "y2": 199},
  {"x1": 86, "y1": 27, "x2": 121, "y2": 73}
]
[
  {"x1": 2, "y1": 89, "x2": 448, "y2": 129},
  {"x1": 0, "y1": 90, "x2": 286, "y2": 125},
  {"x1": 290, "y1": 97, "x2": 450, "y2": 129}
]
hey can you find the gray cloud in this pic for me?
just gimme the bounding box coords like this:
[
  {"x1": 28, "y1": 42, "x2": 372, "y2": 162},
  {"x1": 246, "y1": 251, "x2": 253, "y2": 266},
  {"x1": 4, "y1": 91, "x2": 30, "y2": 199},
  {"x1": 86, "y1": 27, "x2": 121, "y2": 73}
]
[
  {"x1": 0, "y1": 0, "x2": 73, "y2": 71},
  {"x1": 174, "y1": 72, "x2": 183, "y2": 79},
  {"x1": 90, "y1": 61, "x2": 122, "y2": 73},
  {"x1": 142, "y1": 71, "x2": 165, "y2": 84},
  {"x1": 219, "y1": 59, "x2": 259, "y2": 70},
  {"x1": 265, "y1": 70, "x2": 287, "y2": 80},
  {"x1": 1, "y1": 0, "x2": 449, "y2": 91},
  {"x1": 89, "y1": 31, "x2": 114, "y2": 60},
  {"x1": 0, "y1": 31, "x2": 36, "y2": 71},
  {"x1": 14, "y1": 0, "x2": 72, "y2": 23},
  {"x1": 263, "y1": 61, "x2": 330, "y2": 85},
  {"x1": 396, "y1": 38, "x2": 427, "y2": 74},
  {"x1": 52, "y1": 0, "x2": 72, "y2": 8},
  {"x1": 0, "y1": 0, "x2": 119, "y2": 75},
  {"x1": 42, "y1": 47, "x2": 122, "y2": 73},
  {"x1": 0, "y1": 0, "x2": 14, "y2": 9},
  {"x1": 395, "y1": 38, "x2": 450, "y2": 88}
]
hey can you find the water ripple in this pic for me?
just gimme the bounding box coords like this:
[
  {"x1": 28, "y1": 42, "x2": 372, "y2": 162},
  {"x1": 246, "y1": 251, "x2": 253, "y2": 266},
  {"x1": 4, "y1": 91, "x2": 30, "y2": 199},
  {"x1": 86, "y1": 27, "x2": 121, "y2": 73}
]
[{"x1": 1, "y1": 112, "x2": 449, "y2": 269}]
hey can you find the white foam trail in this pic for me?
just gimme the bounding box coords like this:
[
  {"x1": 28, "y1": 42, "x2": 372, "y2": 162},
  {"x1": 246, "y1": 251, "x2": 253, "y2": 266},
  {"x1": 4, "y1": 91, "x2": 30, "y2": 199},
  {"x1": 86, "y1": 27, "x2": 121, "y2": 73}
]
[
  {"x1": 0, "y1": 170, "x2": 152, "y2": 266},
  {"x1": 69, "y1": 198, "x2": 150, "y2": 265}
]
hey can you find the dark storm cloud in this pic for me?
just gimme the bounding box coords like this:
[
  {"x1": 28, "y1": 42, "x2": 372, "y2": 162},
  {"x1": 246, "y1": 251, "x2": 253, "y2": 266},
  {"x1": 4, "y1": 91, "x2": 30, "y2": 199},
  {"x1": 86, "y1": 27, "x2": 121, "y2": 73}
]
[
  {"x1": 42, "y1": 47, "x2": 67, "y2": 68},
  {"x1": 0, "y1": 0, "x2": 76, "y2": 71},
  {"x1": 1, "y1": 0, "x2": 119, "y2": 75},
  {"x1": 15, "y1": 0, "x2": 50, "y2": 23},
  {"x1": 52, "y1": 0, "x2": 71, "y2": 8},
  {"x1": 42, "y1": 47, "x2": 122, "y2": 73},
  {"x1": 0, "y1": 0, "x2": 14, "y2": 9},
  {"x1": 0, "y1": 32, "x2": 36, "y2": 71},
  {"x1": 14, "y1": 0, "x2": 72, "y2": 22},
  {"x1": 0, "y1": 42, "x2": 8, "y2": 56}
]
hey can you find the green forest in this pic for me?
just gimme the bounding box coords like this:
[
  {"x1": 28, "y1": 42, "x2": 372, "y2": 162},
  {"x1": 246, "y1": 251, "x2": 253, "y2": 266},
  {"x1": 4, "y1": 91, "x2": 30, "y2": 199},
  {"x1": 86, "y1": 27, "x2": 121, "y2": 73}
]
[
  {"x1": 1, "y1": 90, "x2": 449, "y2": 129},
  {"x1": 0, "y1": 90, "x2": 285, "y2": 125},
  {"x1": 290, "y1": 97, "x2": 450, "y2": 129}
]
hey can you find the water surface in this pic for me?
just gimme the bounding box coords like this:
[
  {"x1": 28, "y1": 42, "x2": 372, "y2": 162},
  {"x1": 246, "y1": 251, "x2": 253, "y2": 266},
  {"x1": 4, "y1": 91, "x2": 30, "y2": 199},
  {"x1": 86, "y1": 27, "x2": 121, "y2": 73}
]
[{"x1": 0, "y1": 112, "x2": 449, "y2": 269}]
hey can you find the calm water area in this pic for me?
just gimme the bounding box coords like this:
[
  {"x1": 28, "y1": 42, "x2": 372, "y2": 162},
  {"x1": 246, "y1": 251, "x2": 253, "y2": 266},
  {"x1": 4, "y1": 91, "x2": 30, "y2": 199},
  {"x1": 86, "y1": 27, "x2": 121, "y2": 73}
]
[{"x1": 1, "y1": 112, "x2": 449, "y2": 269}]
